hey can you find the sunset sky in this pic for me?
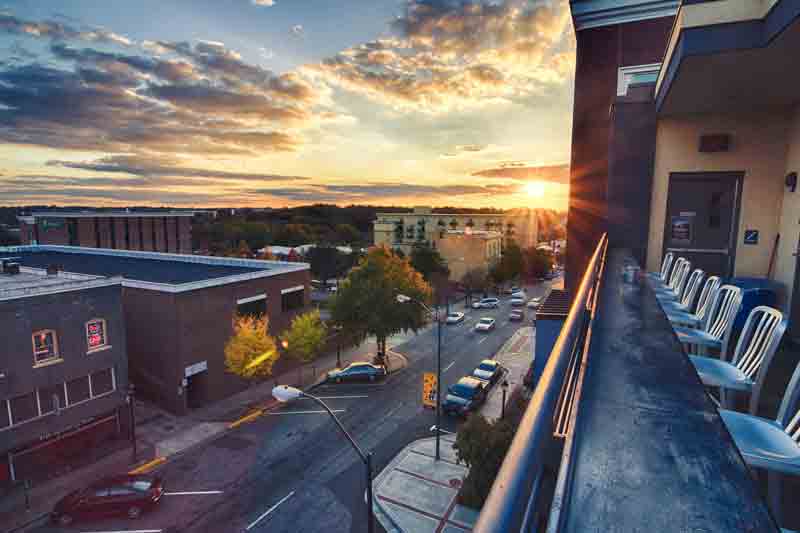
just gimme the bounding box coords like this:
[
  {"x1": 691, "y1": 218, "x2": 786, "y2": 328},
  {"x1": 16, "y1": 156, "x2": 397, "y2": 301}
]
[{"x1": 0, "y1": 0, "x2": 575, "y2": 209}]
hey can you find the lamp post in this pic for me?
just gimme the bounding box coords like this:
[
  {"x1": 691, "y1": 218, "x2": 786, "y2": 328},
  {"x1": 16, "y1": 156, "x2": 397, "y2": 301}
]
[
  {"x1": 127, "y1": 383, "x2": 137, "y2": 461},
  {"x1": 396, "y1": 293, "x2": 443, "y2": 461},
  {"x1": 500, "y1": 379, "x2": 509, "y2": 419},
  {"x1": 272, "y1": 386, "x2": 374, "y2": 533}
]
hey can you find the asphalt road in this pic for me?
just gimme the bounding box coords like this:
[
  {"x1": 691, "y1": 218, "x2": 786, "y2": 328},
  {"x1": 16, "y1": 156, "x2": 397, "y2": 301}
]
[{"x1": 33, "y1": 280, "x2": 554, "y2": 533}]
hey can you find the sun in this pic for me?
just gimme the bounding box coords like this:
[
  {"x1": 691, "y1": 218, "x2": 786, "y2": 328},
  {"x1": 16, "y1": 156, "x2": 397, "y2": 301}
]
[{"x1": 523, "y1": 181, "x2": 546, "y2": 198}]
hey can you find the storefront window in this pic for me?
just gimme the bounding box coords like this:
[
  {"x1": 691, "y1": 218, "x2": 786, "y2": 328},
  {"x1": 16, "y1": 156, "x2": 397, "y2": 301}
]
[
  {"x1": 86, "y1": 319, "x2": 108, "y2": 351},
  {"x1": 32, "y1": 330, "x2": 59, "y2": 365}
]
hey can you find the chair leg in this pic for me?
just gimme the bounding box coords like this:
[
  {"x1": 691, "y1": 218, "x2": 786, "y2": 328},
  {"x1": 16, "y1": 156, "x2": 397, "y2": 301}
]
[{"x1": 768, "y1": 470, "x2": 782, "y2": 525}]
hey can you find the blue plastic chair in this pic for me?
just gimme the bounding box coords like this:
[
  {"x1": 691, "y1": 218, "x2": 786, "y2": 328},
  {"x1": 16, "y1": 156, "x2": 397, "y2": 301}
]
[
  {"x1": 648, "y1": 251, "x2": 674, "y2": 283},
  {"x1": 690, "y1": 306, "x2": 786, "y2": 410},
  {"x1": 666, "y1": 276, "x2": 720, "y2": 328},
  {"x1": 674, "y1": 285, "x2": 742, "y2": 357},
  {"x1": 654, "y1": 257, "x2": 687, "y2": 295},
  {"x1": 720, "y1": 356, "x2": 800, "y2": 525}
]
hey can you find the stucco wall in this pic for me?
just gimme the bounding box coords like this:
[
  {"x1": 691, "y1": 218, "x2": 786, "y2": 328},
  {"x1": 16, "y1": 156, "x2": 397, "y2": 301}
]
[
  {"x1": 647, "y1": 112, "x2": 789, "y2": 282},
  {"x1": 773, "y1": 106, "x2": 800, "y2": 308}
]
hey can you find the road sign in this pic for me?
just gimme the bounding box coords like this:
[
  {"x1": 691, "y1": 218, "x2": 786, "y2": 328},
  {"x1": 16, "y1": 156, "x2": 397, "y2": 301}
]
[{"x1": 422, "y1": 372, "x2": 437, "y2": 408}]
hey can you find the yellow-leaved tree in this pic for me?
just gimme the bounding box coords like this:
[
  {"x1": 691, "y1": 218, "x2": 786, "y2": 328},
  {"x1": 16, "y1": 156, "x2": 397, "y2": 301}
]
[
  {"x1": 282, "y1": 310, "x2": 327, "y2": 363},
  {"x1": 224, "y1": 314, "x2": 280, "y2": 380}
]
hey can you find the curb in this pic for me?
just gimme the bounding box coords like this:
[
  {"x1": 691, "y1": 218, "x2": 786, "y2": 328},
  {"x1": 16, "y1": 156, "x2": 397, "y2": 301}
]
[{"x1": 4, "y1": 511, "x2": 48, "y2": 533}]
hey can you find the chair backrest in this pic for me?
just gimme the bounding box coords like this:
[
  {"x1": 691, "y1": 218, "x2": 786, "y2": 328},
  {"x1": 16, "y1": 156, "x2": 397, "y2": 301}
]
[
  {"x1": 694, "y1": 276, "x2": 721, "y2": 319},
  {"x1": 729, "y1": 306, "x2": 786, "y2": 414},
  {"x1": 773, "y1": 359, "x2": 800, "y2": 437},
  {"x1": 678, "y1": 269, "x2": 705, "y2": 309},
  {"x1": 702, "y1": 284, "x2": 742, "y2": 357},
  {"x1": 660, "y1": 251, "x2": 674, "y2": 281},
  {"x1": 666, "y1": 257, "x2": 687, "y2": 290},
  {"x1": 671, "y1": 260, "x2": 692, "y2": 298}
]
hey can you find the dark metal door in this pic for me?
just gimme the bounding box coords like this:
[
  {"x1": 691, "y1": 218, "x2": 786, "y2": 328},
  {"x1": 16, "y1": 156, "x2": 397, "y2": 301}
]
[
  {"x1": 789, "y1": 233, "x2": 800, "y2": 338},
  {"x1": 663, "y1": 172, "x2": 742, "y2": 279}
]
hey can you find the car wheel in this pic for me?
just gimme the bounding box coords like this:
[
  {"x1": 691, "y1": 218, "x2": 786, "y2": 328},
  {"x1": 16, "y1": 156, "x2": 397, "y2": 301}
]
[
  {"x1": 127, "y1": 506, "x2": 142, "y2": 519},
  {"x1": 58, "y1": 514, "x2": 74, "y2": 527}
]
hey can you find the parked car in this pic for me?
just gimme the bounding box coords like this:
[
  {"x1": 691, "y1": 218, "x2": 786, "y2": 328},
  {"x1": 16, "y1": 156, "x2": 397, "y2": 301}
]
[
  {"x1": 51, "y1": 474, "x2": 164, "y2": 526},
  {"x1": 474, "y1": 317, "x2": 496, "y2": 332},
  {"x1": 527, "y1": 297, "x2": 542, "y2": 309},
  {"x1": 327, "y1": 362, "x2": 387, "y2": 383},
  {"x1": 511, "y1": 289, "x2": 526, "y2": 298},
  {"x1": 472, "y1": 297, "x2": 500, "y2": 309},
  {"x1": 505, "y1": 286, "x2": 521, "y2": 295},
  {"x1": 510, "y1": 297, "x2": 525, "y2": 307},
  {"x1": 472, "y1": 359, "x2": 503, "y2": 385},
  {"x1": 442, "y1": 377, "x2": 488, "y2": 416},
  {"x1": 510, "y1": 309, "x2": 524, "y2": 321},
  {"x1": 446, "y1": 312, "x2": 465, "y2": 324}
]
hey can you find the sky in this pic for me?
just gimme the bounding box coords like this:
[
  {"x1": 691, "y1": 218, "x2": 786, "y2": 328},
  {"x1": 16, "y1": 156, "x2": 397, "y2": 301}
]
[{"x1": 0, "y1": 0, "x2": 575, "y2": 210}]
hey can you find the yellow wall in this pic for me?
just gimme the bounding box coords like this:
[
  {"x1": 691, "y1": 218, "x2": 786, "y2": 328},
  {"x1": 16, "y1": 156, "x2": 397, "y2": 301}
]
[
  {"x1": 774, "y1": 106, "x2": 800, "y2": 308},
  {"x1": 647, "y1": 111, "x2": 790, "y2": 283}
]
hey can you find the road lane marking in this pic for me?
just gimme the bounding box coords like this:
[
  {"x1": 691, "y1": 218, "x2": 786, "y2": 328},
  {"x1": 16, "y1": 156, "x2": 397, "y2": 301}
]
[
  {"x1": 128, "y1": 457, "x2": 166, "y2": 475},
  {"x1": 443, "y1": 361, "x2": 455, "y2": 373},
  {"x1": 299, "y1": 395, "x2": 368, "y2": 400},
  {"x1": 163, "y1": 490, "x2": 224, "y2": 496},
  {"x1": 267, "y1": 409, "x2": 346, "y2": 415},
  {"x1": 477, "y1": 337, "x2": 488, "y2": 344},
  {"x1": 229, "y1": 409, "x2": 263, "y2": 429},
  {"x1": 245, "y1": 491, "x2": 296, "y2": 531}
]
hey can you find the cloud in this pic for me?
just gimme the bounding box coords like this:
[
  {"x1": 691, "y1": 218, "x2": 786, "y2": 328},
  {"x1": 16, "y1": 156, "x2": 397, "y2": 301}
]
[
  {"x1": 252, "y1": 0, "x2": 276, "y2": 5},
  {"x1": 0, "y1": 13, "x2": 133, "y2": 46},
  {"x1": 259, "y1": 47, "x2": 275, "y2": 60},
  {"x1": 472, "y1": 163, "x2": 569, "y2": 183},
  {"x1": 256, "y1": 181, "x2": 521, "y2": 202},
  {"x1": 442, "y1": 144, "x2": 486, "y2": 156},
  {"x1": 306, "y1": 0, "x2": 572, "y2": 113}
]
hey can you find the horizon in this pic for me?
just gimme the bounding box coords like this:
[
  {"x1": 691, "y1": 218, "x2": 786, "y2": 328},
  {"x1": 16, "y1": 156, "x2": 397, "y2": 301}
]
[{"x1": 0, "y1": 1, "x2": 574, "y2": 210}]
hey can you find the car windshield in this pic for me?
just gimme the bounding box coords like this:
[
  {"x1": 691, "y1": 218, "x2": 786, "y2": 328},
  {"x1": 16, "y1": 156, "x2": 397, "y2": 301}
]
[
  {"x1": 445, "y1": 394, "x2": 469, "y2": 405},
  {"x1": 479, "y1": 318, "x2": 493, "y2": 324},
  {"x1": 478, "y1": 362, "x2": 496, "y2": 371},
  {"x1": 448, "y1": 313, "x2": 460, "y2": 319},
  {"x1": 450, "y1": 384, "x2": 476, "y2": 398}
]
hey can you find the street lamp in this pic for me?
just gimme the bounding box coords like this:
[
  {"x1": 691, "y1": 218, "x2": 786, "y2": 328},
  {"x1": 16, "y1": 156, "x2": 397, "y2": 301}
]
[
  {"x1": 500, "y1": 379, "x2": 509, "y2": 419},
  {"x1": 272, "y1": 386, "x2": 374, "y2": 533},
  {"x1": 396, "y1": 293, "x2": 443, "y2": 461}
]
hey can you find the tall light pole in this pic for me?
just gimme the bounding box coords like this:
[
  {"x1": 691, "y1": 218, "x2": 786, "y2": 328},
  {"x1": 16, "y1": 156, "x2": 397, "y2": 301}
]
[
  {"x1": 272, "y1": 386, "x2": 374, "y2": 533},
  {"x1": 396, "y1": 293, "x2": 442, "y2": 461}
]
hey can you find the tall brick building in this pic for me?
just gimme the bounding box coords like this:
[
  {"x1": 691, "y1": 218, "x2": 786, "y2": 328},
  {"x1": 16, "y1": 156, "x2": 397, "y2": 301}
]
[{"x1": 18, "y1": 211, "x2": 201, "y2": 254}]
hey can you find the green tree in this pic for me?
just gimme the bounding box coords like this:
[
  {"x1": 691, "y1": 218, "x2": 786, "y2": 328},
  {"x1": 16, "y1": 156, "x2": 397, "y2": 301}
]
[
  {"x1": 410, "y1": 244, "x2": 450, "y2": 283},
  {"x1": 307, "y1": 245, "x2": 348, "y2": 281},
  {"x1": 282, "y1": 310, "x2": 327, "y2": 363},
  {"x1": 331, "y1": 247, "x2": 431, "y2": 361},
  {"x1": 454, "y1": 414, "x2": 516, "y2": 509},
  {"x1": 224, "y1": 315, "x2": 280, "y2": 380},
  {"x1": 273, "y1": 224, "x2": 314, "y2": 246},
  {"x1": 525, "y1": 247, "x2": 553, "y2": 279},
  {"x1": 461, "y1": 267, "x2": 488, "y2": 301},
  {"x1": 334, "y1": 223, "x2": 361, "y2": 244},
  {"x1": 501, "y1": 242, "x2": 525, "y2": 280}
]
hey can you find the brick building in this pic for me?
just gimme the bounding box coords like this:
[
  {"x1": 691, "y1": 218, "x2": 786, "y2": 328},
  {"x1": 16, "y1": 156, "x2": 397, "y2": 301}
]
[
  {"x1": 18, "y1": 211, "x2": 201, "y2": 254},
  {"x1": 0, "y1": 263, "x2": 127, "y2": 485},
  {"x1": 0, "y1": 246, "x2": 311, "y2": 415}
]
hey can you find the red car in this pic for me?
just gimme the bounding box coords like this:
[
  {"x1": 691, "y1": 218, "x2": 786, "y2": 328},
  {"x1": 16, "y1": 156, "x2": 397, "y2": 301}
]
[{"x1": 51, "y1": 474, "x2": 164, "y2": 526}]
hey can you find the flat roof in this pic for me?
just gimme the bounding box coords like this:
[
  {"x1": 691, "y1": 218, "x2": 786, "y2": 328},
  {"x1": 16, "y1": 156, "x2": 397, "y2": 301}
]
[
  {"x1": 25, "y1": 210, "x2": 203, "y2": 218},
  {"x1": 0, "y1": 268, "x2": 120, "y2": 301},
  {"x1": 0, "y1": 246, "x2": 309, "y2": 293}
]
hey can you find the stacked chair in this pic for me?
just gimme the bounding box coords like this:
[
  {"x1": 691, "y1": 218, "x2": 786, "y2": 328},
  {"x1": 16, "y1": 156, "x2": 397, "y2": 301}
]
[{"x1": 651, "y1": 252, "x2": 792, "y2": 529}]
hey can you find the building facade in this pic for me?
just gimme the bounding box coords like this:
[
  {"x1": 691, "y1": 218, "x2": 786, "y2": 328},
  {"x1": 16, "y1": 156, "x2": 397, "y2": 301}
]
[
  {"x1": 373, "y1": 206, "x2": 538, "y2": 255},
  {"x1": 437, "y1": 230, "x2": 503, "y2": 282},
  {"x1": 0, "y1": 246, "x2": 311, "y2": 415},
  {"x1": 0, "y1": 265, "x2": 127, "y2": 485},
  {"x1": 18, "y1": 211, "x2": 200, "y2": 254}
]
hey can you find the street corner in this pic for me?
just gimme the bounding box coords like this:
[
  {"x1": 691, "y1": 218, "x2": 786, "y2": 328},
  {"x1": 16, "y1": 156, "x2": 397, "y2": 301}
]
[{"x1": 385, "y1": 349, "x2": 410, "y2": 375}]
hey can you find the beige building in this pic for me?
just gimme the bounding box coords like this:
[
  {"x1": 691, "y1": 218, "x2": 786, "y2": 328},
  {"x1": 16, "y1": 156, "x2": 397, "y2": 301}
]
[
  {"x1": 437, "y1": 230, "x2": 503, "y2": 282},
  {"x1": 373, "y1": 206, "x2": 538, "y2": 255}
]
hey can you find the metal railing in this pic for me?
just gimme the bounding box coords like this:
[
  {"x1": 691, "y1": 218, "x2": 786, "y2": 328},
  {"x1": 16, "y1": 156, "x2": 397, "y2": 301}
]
[{"x1": 473, "y1": 234, "x2": 608, "y2": 533}]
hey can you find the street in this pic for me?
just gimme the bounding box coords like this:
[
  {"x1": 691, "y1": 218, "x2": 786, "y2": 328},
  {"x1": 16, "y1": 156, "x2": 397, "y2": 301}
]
[{"x1": 30, "y1": 281, "x2": 553, "y2": 533}]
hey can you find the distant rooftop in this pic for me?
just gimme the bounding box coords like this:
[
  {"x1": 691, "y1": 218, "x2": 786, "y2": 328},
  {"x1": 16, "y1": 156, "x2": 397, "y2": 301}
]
[
  {"x1": 0, "y1": 267, "x2": 119, "y2": 301},
  {"x1": 0, "y1": 246, "x2": 308, "y2": 293},
  {"x1": 23, "y1": 210, "x2": 205, "y2": 219},
  {"x1": 443, "y1": 229, "x2": 503, "y2": 239}
]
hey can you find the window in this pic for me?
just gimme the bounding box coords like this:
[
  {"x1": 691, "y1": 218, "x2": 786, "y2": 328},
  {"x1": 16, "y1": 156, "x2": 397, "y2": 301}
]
[
  {"x1": 237, "y1": 295, "x2": 267, "y2": 318},
  {"x1": 90, "y1": 368, "x2": 115, "y2": 397},
  {"x1": 37, "y1": 384, "x2": 66, "y2": 415},
  {"x1": 86, "y1": 319, "x2": 108, "y2": 351},
  {"x1": 281, "y1": 287, "x2": 305, "y2": 312},
  {"x1": 67, "y1": 376, "x2": 91, "y2": 405},
  {"x1": 32, "y1": 330, "x2": 59, "y2": 365},
  {"x1": 9, "y1": 392, "x2": 37, "y2": 425},
  {"x1": 617, "y1": 63, "x2": 661, "y2": 96}
]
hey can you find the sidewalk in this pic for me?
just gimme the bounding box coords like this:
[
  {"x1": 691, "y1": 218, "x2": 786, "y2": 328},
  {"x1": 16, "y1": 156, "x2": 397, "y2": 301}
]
[
  {"x1": 480, "y1": 326, "x2": 534, "y2": 422},
  {"x1": 373, "y1": 435, "x2": 479, "y2": 533},
  {"x1": 1, "y1": 337, "x2": 408, "y2": 533}
]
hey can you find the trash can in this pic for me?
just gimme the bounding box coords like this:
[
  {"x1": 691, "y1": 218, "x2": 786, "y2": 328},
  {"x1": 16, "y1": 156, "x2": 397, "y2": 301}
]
[{"x1": 729, "y1": 277, "x2": 779, "y2": 332}]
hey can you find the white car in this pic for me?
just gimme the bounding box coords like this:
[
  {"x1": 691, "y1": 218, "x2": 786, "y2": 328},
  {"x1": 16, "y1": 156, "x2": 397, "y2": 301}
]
[
  {"x1": 472, "y1": 298, "x2": 500, "y2": 309},
  {"x1": 527, "y1": 297, "x2": 542, "y2": 309},
  {"x1": 511, "y1": 290, "x2": 526, "y2": 299},
  {"x1": 446, "y1": 312, "x2": 465, "y2": 324},
  {"x1": 510, "y1": 297, "x2": 525, "y2": 307},
  {"x1": 474, "y1": 317, "x2": 496, "y2": 332}
]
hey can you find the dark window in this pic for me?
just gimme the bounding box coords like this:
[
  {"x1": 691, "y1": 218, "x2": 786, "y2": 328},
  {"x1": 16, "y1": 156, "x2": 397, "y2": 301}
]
[
  {"x1": 32, "y1": 330, "x2": 59, "y2": 364},
  {"x1": 94, "y1": 218, "x2": 101, "y2": 248},
  {"x1": 163, "y1": 217, "x2": 169, "y2": 251},
  {"x1": 108, "y1": 487, "x2": 135, "y2": 496},
  {"x1": 91, "y1": 368, "x2": 114, "y2": 396},
  {"x1": 0, "y1": 400, "x2": 10, "y2": 429},
  {"x1": 9, "y1": 392, "x2": 37, "y2": 425},
  {"x1": 151, "y1": 221, "x2": 157, "y2": 251},
  {"x1": 67, "y1": 220, "x2": 79, "y2": 246},
  {"x1": 281, "y1": 289, "x2": 304, "y2": 312},
  {"x1": 67, "y1": 376, "x2": 91, "y2": 405},
  {"x1": 38, "y1": 384, "x2": 66, "y2": 415},
  {"x1": 110, "y1": 218, "x2": 117, "y2": 249},
  {"x1": 86, "y1": 319, "x2": 108, "y2": 351},
  {"x1": 237, "y1": 297, "x2": 266, "y2": 318},
  {"x1": 138, "y1": 218, "x2": 144, "y2": 250},
  {"x1": 124, "y1": 218, "x2": 130, "y2": 249}
]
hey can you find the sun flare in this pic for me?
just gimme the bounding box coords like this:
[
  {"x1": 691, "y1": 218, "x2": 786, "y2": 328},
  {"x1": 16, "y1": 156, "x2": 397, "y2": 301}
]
[{"x1": 523, "y1": 181, "x2": 547, "y2": 198}]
